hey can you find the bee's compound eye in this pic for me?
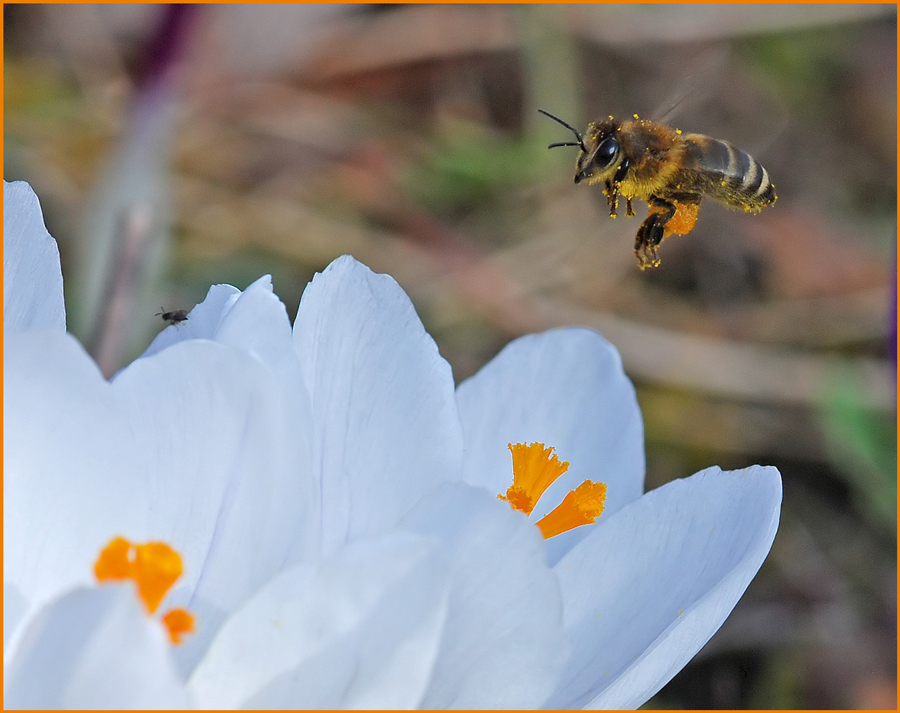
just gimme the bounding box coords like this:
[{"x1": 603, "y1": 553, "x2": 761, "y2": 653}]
[{"x1": 596, "y1": 137, "x2": 619, "y2": 166}]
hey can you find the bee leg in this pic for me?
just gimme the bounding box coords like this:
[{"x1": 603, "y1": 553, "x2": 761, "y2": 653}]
[
  {"x1": 625, "y1": 197, "x2": 634, "y2": 217},
  {"x1": 605, "y1": 181, "x2": 620, "y2": 218},
  {"x1": 634, "y1": 197, "x2": 676, "y2": 269}
]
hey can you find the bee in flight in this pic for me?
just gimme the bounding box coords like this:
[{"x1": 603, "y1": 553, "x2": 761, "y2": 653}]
[
  {"x1": 539, "y1": 109, "x2": 777, "y2": 269},
  {"x1": 156, "y1": 308, "x2": 189, "y2": 326}
]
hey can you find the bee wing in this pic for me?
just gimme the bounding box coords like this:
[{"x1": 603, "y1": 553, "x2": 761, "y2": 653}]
[{"x1": 652, "y1": 46, "x2": 728, "y2": 123}]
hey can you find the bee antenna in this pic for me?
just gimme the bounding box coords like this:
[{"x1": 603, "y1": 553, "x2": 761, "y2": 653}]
[{"x1": 538, "y1": 109, "x2": 587, "y2": 152}]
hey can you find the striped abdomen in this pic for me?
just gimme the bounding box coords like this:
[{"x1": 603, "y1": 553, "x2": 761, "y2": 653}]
[{"x1": 681, "y1": 134, "x2": 776, "y2": 212}]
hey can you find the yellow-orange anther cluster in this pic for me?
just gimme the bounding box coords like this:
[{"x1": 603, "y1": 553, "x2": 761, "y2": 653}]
[
  {"x1": 500, "y1": 443, "x2": 570, "y2": 515},
  {"x1": 94, "y1": 537, "x2": 195, "y2": 644},
  {"x1": 500, "y1": 443, "x2": 607, "y2": 539}
]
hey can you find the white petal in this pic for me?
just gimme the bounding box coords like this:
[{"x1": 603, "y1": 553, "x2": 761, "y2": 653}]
[
  {"x1": 545, "y1": 465, "x2": 782, "y2": 709},
  {"x1": 5, "y1": 332, "x2": 127, "y2": 617},
  {"x1": 5, "y1": 329, "x2": 313, "y2": 663},
  {"x1": 189, "y1": 533, "x2": 450, "y2": 708},
  {"x1": 456, "y1": 328, "x2": 644, "y2": 554},
  {"x1": 113, "y1": 340, "x2": 316, "y2": 643},
  {"x1": 4, "y1": 582, "x2": 28, "y2": 650},
  {"x1": 402, "y1": 483, "x2": 568, "y2": 708},
  {"x1": 3, "y1": 181, "x2": 66, "y2": 333},
  {"x1": 4, "y1": 584, "x2": 187, "y2": 709},
  {"x1": 136, "y1": 275, "x2": 318, "y2": 562},
  {"x1": 293, "y1": 256, "x2": 463, "y2": 556}
]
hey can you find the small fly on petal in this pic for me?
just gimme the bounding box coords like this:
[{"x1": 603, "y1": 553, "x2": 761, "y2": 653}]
[{"x1": 156, "y1": 308, "x2": 188, "y2": 326}]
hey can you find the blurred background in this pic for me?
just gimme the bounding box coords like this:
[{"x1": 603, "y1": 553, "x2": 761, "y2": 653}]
[{"x1": 4, "y1": 4, "x2": 896, "y2": 708}]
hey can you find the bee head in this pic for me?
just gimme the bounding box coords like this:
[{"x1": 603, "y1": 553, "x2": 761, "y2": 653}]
[
  {"x1": 538, "y1": 110, "x2": 623, "y2": 186},
  {"x1": 575, "y1": 119, "x2": 623, "y2": 185}
]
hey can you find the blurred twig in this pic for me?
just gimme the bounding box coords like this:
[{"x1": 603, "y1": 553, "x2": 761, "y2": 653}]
[{"x1": 89, "y1": 204, "x2": 155, "y2": 377}]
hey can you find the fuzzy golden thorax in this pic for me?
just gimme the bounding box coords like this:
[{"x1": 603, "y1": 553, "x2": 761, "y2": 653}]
[{"x1": 576, "y1": 117, "x2": 686, "y2": 201}]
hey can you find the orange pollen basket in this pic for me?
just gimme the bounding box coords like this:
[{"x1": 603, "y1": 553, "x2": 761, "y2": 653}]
[
  {"x1": 661, "y1": 200, "x2": 700, "y2": 238},
  {"x1": 499, "y1": 442, "x2": 607, "y2": 539},
  {"x1": 94, "y1": 537, "x2": 195, "y2": 644}
]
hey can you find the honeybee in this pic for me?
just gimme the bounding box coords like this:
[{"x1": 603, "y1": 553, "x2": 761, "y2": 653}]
[
  {"x1": 156, "y1": 308, "x2": 189, "y2": 326},
  {"x1": 539, "y1": 109, "x2": 777, "y2": 269}
]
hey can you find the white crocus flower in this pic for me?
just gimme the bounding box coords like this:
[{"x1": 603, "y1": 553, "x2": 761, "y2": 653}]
[
  {"x1": 4, "y1": 181, "x2": 318, "y2": 702},
  {"x1": 3, "y1": 180, "x2": 781, "y2": 709}
]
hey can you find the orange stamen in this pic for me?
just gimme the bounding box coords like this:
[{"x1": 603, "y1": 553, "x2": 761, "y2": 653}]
[
  {"x1": 499, "y1": 443, "x2": 570, "y2": 515},
  {"x1": 95, "y1": 537, "x2": 182, "y2": 613},
  {"x1": 95, "y1": 537, "x2": 194, "y2": 645},
  {"x1": 535, "y1": 480, "x2": 607, "y2": 539},
  {"x1": 131, "y1": 542, "x2": 183, "y2": 614},
  {"x1": 94, "y1": 536, "x2": 134, "y2": 580},
  {"x1": 162, "y1": 608, "x2": 196, "y2": 644}
]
